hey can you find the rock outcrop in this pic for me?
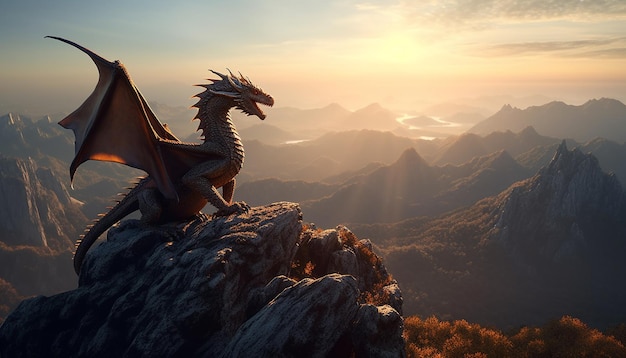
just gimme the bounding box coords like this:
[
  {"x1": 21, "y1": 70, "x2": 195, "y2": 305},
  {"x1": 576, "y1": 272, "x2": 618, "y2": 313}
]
[{"x1": 0, "y1": 202, "x2": 404, "y2": 357}]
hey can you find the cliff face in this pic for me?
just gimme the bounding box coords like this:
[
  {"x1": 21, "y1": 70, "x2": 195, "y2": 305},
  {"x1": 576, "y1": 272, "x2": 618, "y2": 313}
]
[
  {"x1": 0, "y1": 156, "x2": 85, "y2": 250},
  {"x1": 0, "y1": 202, "x2": 404, "y2": 357}
]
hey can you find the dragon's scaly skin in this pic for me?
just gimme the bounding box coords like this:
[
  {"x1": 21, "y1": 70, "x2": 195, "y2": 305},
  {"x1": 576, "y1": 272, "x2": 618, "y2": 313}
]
[{"x1": 73, "y1": 72, "x2": 273, "y2": 274}]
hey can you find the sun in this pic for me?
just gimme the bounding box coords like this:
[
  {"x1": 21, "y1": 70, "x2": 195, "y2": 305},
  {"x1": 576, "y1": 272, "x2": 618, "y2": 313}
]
[{"x1": 369, "y1": 32, "x2": 427, "y2": 64}]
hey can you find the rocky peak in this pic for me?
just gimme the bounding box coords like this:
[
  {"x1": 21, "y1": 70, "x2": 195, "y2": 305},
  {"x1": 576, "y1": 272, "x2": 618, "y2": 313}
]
[
  {"x1": 544, "y1": 140, "x2": 586, "y2": 175},
  {"x1": 0, "y1": 203, "x2": 404, "y2": 357},
  {"x1": 536, "y1": 140, "x2": 623, "y2": 217},
  {"x1": 493, "y1": 141, "x2": 625, "y2": 265}
]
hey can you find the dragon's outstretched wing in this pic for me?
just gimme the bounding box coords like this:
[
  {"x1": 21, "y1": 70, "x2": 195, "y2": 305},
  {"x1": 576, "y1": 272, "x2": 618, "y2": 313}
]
[{"x1": 48, "y1": 36, "x2": 179, "y2": 200}]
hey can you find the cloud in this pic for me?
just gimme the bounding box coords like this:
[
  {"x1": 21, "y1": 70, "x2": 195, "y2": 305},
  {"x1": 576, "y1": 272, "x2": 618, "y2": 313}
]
[
  {"x1": 491, "y1": 0, "x2": 626, "y2": 21},
  {"x1": 357, "y1": 0, "x2": 626, "y2": 29},
  {"x1": 575, "y1": 47, "x2": 626, "y2": 59},
  {"x1": 475, "y1": 37, "x2": 626, "y2": 58}
]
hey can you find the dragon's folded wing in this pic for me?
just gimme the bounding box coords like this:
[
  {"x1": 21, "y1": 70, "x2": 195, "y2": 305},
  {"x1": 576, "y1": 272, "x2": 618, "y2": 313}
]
[{"x1": 48, "y1": 36, "x2": 179, "y2": 200}]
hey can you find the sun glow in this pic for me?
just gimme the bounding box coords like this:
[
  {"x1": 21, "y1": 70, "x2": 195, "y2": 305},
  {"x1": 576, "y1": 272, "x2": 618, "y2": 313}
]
[
  {"x1": 2, "y1": 1, "x2": 625, "y2": 114},
  {"x1": 368, "y1": 32, "x2": 428, "y2": 64}
]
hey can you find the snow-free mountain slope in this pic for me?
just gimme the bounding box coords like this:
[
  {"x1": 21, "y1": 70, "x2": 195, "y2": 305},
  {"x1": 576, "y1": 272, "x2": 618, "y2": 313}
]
[{"x1": 469, "y1": 98, "x2": 626, "y2": 143}]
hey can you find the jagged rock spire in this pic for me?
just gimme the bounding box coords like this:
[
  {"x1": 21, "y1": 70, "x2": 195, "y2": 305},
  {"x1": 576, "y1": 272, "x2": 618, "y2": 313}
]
[{"x1": 493, "y1": 142, "x2": 625, "y2": 264}]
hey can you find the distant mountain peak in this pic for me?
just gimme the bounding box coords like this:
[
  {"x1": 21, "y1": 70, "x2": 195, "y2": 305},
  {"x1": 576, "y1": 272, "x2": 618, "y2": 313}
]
[
  {"x1": 344, "y1": 103, "x2": 399, "y2": 131},
  {"x1": 542, "y1": 140, "x2": 599, "y2": 180},
  {"x1": 486, "y1": 149, "x2": 516, "y2": 166},
  {"x1": 435, "y1": 133, "x2": 487, "y2": 165},
  {"x1": 518, "y1": 126, "x2": 539, "y2": 138},
  {"x1": 542, "y1": 100, "x2": 568, "y2": 109},
  {"x1": 500, "y1": 104, "x2": 516, "y2": 111},
  {"x1": 394, "y1": 147, "x2": 428, "y2": 167},
  {"x1": 323, "y1": 102, "x2": 348, "y2": 111},
  {"x1": 360, "y1": 102, "x2": 383, "y2": 111},
  {"x1": 352, "y1": 102, "x2": 388, "y2": 116},
  {"x1": 583, "y1": 97, "x2": 625, "y2": 108}
]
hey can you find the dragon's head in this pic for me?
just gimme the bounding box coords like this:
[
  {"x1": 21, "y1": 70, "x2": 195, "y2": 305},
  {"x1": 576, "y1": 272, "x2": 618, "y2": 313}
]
[{"x1": 198, "y1": 70, "x2": 274, "y2": 120}]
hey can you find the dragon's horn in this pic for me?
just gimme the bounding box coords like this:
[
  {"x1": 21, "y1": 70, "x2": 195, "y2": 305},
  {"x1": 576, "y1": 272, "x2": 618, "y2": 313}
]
[
  {"x1": 238, "y1": 71, "x2": 252, "y2": 84},
  {"x1": 210, "y1": 70, "x2": 228, "y2": 80},
  {"x1": 226, "y1": 69, "x2": 242, "y2": 88},
  {"x1": 209, "y1": 89, "x2": 238, "y2": 98}
]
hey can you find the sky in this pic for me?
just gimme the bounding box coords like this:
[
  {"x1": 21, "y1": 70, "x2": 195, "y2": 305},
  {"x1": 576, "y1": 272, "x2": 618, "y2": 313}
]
[{"x1": 1, "y1": 0, "x2": 625, "y2": 116}]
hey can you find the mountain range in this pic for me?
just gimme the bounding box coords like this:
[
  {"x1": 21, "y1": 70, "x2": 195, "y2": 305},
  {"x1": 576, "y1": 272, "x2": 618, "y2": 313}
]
[
  {"x1": 469, "y1": 98, "x2": 626, "y2": 143},
  {"x1": 237, "y1": 127, "x2": 626, "y2": 228},
  {"x1": 2, "y1": 99, "x2": 625, "y2": 236},
  {"x1": 1, "y1": 97, "x2": 625, "y2": 329},
  {"x1": 293, "y1": 148, "x2": 529, "y2": 227},
  {"x1": 353, "y1": 142, "x2": 626, "y2": 329}
]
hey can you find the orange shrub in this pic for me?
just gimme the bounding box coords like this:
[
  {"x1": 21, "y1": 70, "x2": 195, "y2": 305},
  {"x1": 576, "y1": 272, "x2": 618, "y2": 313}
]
[
  {"x1": 404, "y1": 316, "x2": 512, "y2": 358},
  {"x1": 405, "y1": 315, "x2": 626, "y2": 357}
]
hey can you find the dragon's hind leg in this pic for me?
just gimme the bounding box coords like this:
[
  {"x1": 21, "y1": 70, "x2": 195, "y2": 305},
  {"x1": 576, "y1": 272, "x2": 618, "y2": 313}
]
[{"x1": 138, "y1": 188, "x2": 163, "y2": 224}]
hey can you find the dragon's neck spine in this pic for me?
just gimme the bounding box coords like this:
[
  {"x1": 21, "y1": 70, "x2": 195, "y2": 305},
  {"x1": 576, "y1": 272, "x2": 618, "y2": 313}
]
[{"x1": 195, "y1": 96, "x2": 244, "y2": 174}]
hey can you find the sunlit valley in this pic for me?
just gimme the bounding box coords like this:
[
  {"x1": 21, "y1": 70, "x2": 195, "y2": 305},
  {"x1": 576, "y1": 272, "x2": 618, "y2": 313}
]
[{"x1": 2, "y1": 95, "x2": 626, "y2": 354}]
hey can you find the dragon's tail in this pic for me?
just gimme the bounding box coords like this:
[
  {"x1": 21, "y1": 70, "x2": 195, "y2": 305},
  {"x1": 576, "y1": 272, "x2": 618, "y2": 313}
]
[{"x1": 73, "y1": 178, "x2": 146, "y2": 275}]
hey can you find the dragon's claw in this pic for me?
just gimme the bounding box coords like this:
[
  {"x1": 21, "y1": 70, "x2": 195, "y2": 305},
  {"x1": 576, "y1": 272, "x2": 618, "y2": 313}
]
[{"x1": 213, "y1": 201, "x2": 250, "y2": 218}]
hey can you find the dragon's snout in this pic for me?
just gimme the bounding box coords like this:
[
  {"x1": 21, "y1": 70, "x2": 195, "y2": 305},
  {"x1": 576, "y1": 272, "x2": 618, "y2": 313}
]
[{"x1": 256, "y1": 95, "x2": 274, "y2": 120}]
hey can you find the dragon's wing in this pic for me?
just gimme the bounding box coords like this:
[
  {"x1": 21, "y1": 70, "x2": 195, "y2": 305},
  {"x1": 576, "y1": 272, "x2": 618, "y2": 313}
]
[{"x1": 48, "y1": 36, "x2": 179, "y2": 200}]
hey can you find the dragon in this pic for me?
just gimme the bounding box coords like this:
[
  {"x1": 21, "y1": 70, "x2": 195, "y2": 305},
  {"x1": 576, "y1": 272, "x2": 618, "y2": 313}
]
[{"x1": 48, "y1": 37, "x2": 274, "y2": 275}]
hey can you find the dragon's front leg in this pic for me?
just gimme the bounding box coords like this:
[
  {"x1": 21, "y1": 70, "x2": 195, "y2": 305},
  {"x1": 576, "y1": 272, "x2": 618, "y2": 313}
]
[
  {"x1": 182, "y1": 160, "x2": 249, "y2": 217},
  {"x1": 222, "y1": 179, "x2": 236, "y2": 204}
]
